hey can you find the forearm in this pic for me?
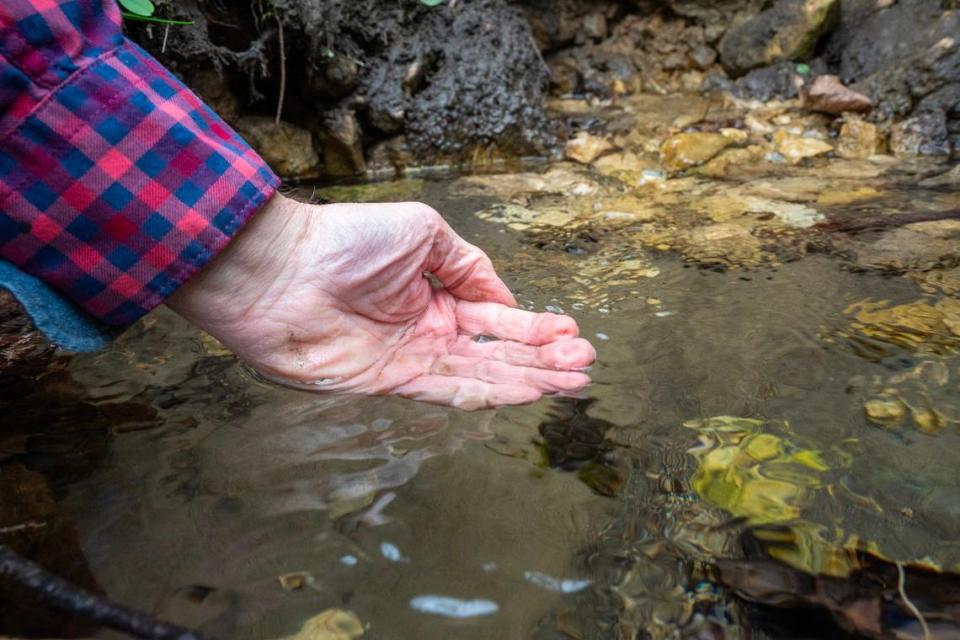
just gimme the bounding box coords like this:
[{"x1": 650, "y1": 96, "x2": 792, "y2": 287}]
[{"x1": 0, "y1": 0, "x2": 279, "y2": 329}]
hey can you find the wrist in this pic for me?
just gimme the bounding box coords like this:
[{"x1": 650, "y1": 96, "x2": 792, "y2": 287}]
[{"x1": 166, "y1": 192, "x2": 306, "y2": 338}]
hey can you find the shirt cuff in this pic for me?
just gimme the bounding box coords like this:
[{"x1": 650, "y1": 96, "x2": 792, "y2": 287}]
[{"x1": 0, "y1": 40, "x2": 281, "y2": 326}]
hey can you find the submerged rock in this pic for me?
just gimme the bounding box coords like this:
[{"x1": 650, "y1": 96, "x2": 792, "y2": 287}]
[
  {"x1": 718, "y1": 0, "x2": 840, "y2": 76},
  {"x1": 801, "y1": 74, "x2": 872, "y2": 115},
  {"x1": 660, "y1": 132, "x2": 738, "y2": 172},
  {"x1": 234, "y1": 117, "x2": 320, "y2": 179},
  {"x1": 844, "y1": 219, "x2": 960, "y2": 272},
  {"x1": 773, "y1": 130, "x2": 834, "y2": 163},
  {"x1": 564, "y1": 131, "x2": 614, "y2": 164}
]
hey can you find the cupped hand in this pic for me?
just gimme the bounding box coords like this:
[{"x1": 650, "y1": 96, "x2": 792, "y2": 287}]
[{"x1": 168, "y1": 194, "x2": 596, "y2": 409}]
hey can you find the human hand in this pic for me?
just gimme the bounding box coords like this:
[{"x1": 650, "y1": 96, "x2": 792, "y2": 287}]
[{"x1": 167, "y1": 194, "x2": 595, "y2": 409}]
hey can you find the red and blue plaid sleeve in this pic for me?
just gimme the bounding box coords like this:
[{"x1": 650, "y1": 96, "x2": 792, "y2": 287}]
[{"x1": 0, "y1": 1, "x2": 280, "y2": 325}]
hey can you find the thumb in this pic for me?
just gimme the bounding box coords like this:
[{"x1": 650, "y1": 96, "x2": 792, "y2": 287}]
[{"x1": 427, "y1": 216, "x2": 517, "y2": 307}]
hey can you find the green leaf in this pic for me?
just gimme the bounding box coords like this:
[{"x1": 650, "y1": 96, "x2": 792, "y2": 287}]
[
  {"x1": 795, "y1": 63, "x2": 811, "y2": 76},
  {"x1": 120, "y1": 11, "x2": 193, "y2": 24},
  {"x1": 420, "y1": 0, "x2": 445, "y2": 6},
  {"x1": 118, "y1": 0, "x2": 155, "y2": 17}
]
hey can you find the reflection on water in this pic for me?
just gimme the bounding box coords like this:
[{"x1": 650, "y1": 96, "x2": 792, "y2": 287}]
[{"x1": 6, "y1": 144, "x2": 960, "y2": 638}]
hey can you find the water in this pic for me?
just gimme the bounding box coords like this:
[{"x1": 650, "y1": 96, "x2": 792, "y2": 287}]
[{"x1": 5, "y1": 135, "x2": 960, "y2": 637}]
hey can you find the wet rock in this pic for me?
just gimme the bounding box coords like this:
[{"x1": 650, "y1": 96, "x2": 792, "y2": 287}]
[
  {"x1": 846, "y1": 219, "x2": 960, "y2": 272},
  {"x1": 836, "y1": 116, "x2": 887, "y2": 158},
  {"x1": 667, "y1": 0, "x2": 768, "y2": 27},
  {"x1": 801, "y1": 74, "x2": 872, "y2": 114},
  {"x1": 307, "y1": 56, "x2": 360, "y2": 99},
  {"x1": 518, "y1": 0, "x2": 622, "y2": 52},
  {"x1": 716, "y1": 543, "x2": 960, "y2": 639},
  {"x1": 890, "y1": 112, "x2": 951, "y2": 156},
  {"x1": 773, "y1": 130, "x2": 834, "y2": 163},
  {"x1": 316, "y1": 108, "x2": 365, "y2": 176},
  {"x1": 863, "y1": 395, "x2": 906, "y2": 427},
  {"x1": 919, "y1": 163, "x2": 960, "y2": 187},
  {"x1": 281, "y1": 608, "x2": 364, "y2": 640},
  {"x1": 233, "y1": 117, "x2": 320, "y2": 179},
  {"x1": 660, "y1": 132, "x2": 738, "y2": 172},
  {"x1": 366, "y1": 136, "x2": 414, "y2": 178},
  {"x1": 591, "y1": 150, "x2": 654, "y2": 176},
  {"x1": 718, "y1": 0, "x2": 840, "y2": 76},
  {"x1": 694, "y1": 145, "x2": 767, "y2": 178},
  {"x1": 842, "y1": 297, "x2": 960, "y2": 356},
  {"x1": 683, "y1": 222, "x2": 764, "y2": 266},
  {"x1": 564, "y1": 131, "x2": 614, "y2": 164}
]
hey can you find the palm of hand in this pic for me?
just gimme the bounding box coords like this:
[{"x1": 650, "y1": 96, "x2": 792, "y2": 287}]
[{"x1": 174, "y1": 200, "x2": 595, "y2": 409}]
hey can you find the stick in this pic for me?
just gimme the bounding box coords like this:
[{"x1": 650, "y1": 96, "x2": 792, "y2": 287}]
[{"x1": 0, "y1": 544, "x2": 211, "y2": 640}]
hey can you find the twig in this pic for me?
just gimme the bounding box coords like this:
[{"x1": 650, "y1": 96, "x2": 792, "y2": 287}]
[
  {"x1": 0, "y1": 544, "x2": 211, "y2": 640},
  {"x1": 161, "y1": 24, "x2": 170, "y2": 54},
  {"x1": 896, "y1": 560, "x2": 931, "y2": 640},
  {"x1": 274, "y1": 7, "x2": 286, "y2": 125}
]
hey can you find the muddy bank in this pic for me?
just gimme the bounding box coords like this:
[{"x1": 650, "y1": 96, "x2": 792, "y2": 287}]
[{"x1": 135, "y1": 0, "x2": 554, "y2": 178}]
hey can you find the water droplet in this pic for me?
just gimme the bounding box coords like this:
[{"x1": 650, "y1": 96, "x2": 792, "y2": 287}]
[
  {"x1": 595, "y1": 333, "x2": 610, "y2": 341},
  {"x1": 340, "y1": 555, "x2": 358, "y2": 566}
]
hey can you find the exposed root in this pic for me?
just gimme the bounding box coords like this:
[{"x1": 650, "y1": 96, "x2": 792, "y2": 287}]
[
  {"x1": 274, "y1": 6, "x2": 287, "y2": 124},
  {"x1": 897, "y1": 560, "x2": 931, "y2": 640}
]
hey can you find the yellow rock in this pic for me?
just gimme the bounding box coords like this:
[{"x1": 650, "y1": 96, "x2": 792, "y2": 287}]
[
  {"x1": 815, "y1": 185, "x2": 881, "y2": 206},
  {"x1": 660, "y1": 132, "x2": 737, "y2": 172},
  {"x1": 565, "y1": 131, "x2": 615, "y2": 164},
  {"x1": 837, "y1": 117, "x2": 886, "y2": 159},
  {"x1": 283, "y1": 609, "x2": 364, "y2": 640},
  {"x1": 863, "y1": 396, "x2": 906, "y2": 427},
  {"x1": 695, "y1": 145, "x2": 766, "y2": 178},
  {"x1": 773, "y1": 130, "x2": 833, "y2": 163}
]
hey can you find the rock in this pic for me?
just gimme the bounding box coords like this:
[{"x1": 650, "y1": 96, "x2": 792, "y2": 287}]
[
  {"x1": 919, "y1": 164, "x2": 960, "y2": 188},
  {"x1": 695, "y1": 145, "x2": 767, "y2": 178},
  {"x1": 719, "y1": 0, "x2": 840, "y2": 76},
  {"x1": 307, "y1": 56, "x2": 360, "y2": 99},
  {"x1": 847, "y1": 220, "x2": 960, "y2": 272},
  {"x1": 890, "y1": 112, "x2": 951, "y2": 156},
  {"x1": 837, "y1": 117, "x2": 887, "y2": 158},
  {"x1": 188, "y1": 71, "x2": 240, "y2": 124},
  {"x1": 233, "y1": 117, "x2": 320, "y2": 179},
  {"x1": 366, "y1": 136, "x2": 415, "y2": 178},
  {"x1": 864, "y1": 395, "x2": 906, "y2": 427},
  {"x1": 281, "y1": 609, "x2": 364, "y2": 640},
  {"x1": 801, "y1": 75, "x2": 873, "y2": 114},
  {"x1": 772, "y1": 130, "x2": 834, "y2": 163},
  {"x1": 317, "y1": 109, "x2": 365, "y2": 176},
  {"x1": 592, "y1": 150, "x2": 655, "y2": 176},
  {"x1": 660, "y1": 132, "x2": 737, "y2": 172},
  {"x1": 689, "y1": 45, "x2": 718, "y2": 70},
  {"x1": 581, "y1": 12, "x2": 608, "y2": 42},
  {"x1": 683, "y1": 222, "x2": 764, "y2": 266},
  {"x1": 668, "y1": 0, "x2": 768, "y2": 26},
  {"x1": 565, "y1": 132, "x2": 614, "y2": 164}
]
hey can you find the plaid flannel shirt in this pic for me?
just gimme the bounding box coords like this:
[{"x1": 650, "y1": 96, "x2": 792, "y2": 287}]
[{"x1": 0, "y1": 0, "x2": 279, "y2": 327}]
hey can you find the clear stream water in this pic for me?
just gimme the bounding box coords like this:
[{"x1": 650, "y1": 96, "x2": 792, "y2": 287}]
[{"x1": 10, "y1": 152, "x2": 960, "y2": 638}]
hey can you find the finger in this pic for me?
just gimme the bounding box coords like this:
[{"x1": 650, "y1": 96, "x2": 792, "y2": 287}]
[
  {"x1": 432, "y1": 355, "x2": 591, "y2": 393},
  {"x1": 456, "y1": 301, "x2": 580, "y2": 345},
  {"x1": 393, "y1": 375, "x2": 542, "y2": 411},
  {"x1": 427, "y1": 214, "x2": 517, "y2": 307},
  {"x1": 450, "y1": 335, "x2": 596, "y2": 370}
]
